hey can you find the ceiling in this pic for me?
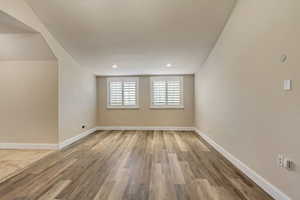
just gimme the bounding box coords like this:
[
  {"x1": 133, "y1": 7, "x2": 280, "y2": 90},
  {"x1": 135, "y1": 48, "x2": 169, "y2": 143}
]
[
  {"x1": 0, "y1": 11, "x2": 56, "y2": 60},
  {"x1": 25, "y1": 0, "x2": 236, "y2": 75}
]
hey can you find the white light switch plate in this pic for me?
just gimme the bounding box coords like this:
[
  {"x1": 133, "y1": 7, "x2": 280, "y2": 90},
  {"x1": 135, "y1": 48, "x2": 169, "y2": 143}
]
[{"x1": 283, "y1": 80, "x2": 292, "y2": 90}]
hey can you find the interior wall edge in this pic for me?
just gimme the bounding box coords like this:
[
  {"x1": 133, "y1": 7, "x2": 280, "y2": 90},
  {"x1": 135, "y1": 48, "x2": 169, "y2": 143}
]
[{"x1": 58, "y1": 127, "x2": 98, "y2": 149}]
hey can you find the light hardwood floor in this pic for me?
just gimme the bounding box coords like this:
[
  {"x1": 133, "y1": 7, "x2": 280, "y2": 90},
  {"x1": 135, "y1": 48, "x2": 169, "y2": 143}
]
[
  {"x1": 0, "y1": 131, "x2": 273, "y2": 200},
  {"x1": 0, "y1": 149, "x2": 53, "y2": 184}
]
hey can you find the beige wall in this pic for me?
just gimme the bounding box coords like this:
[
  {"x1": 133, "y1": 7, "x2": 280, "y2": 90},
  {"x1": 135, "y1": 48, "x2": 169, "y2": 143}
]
[
  {"x1": 195, "y1": 0, "x2": 299, "y2": 199},
  {"x1": 0, "y1": 61, "x2": 58, "y2": 143},
  {"x1": 97, "y1": 75, "x2": 194, "y2": 127},
  {"x1": 0, "y1": 0, "x2": 97, "y2": 143}
]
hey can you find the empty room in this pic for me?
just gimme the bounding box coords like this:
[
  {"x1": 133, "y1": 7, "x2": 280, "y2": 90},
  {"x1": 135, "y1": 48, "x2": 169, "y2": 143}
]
[{"x1": 0, "y1": 0, "x2": 298, "y2": 199}]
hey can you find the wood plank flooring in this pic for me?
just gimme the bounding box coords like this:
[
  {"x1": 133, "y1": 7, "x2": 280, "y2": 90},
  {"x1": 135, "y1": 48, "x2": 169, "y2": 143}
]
[
  {"x1": 0, "y1": 131, "x2": 274, "y2": 200},
  {"x1": 0, "y1": 149, "x2": 53, "y2": 184}
]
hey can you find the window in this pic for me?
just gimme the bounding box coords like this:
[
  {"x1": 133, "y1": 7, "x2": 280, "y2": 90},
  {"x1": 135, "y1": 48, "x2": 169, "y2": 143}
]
[
  {"x1": 150, "y1": 76, "x2": 184, "y2": 108},
  {"x1": 107, "y1": 77, "x2": 139, "y2": 109}
]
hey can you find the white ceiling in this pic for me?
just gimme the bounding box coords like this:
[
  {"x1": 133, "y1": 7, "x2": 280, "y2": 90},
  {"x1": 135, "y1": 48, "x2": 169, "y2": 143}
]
[{"x1": 25, "y1": 0, "x2": 236, "y2": 75}]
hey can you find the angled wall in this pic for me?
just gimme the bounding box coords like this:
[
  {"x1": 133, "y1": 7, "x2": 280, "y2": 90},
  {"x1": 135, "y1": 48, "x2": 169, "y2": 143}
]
[
  {"x1": 0, "y1": 0, "x2": 97, "y2": 144},
  {"x1": 0, "y1": 33, "x2": 56, "y2": 60},
  {"x1": 195, "y1": 0, "x2": 299, "y2": 199}
]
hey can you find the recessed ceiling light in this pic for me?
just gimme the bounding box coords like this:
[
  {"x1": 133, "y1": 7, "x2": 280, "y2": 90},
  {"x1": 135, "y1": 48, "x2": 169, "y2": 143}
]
[
  {"x1": 112, "y1": 64, "x2": 118, "y2": 69},
  {"x1": 166, "y1": 63, "x2": 172, "y2": 67}
]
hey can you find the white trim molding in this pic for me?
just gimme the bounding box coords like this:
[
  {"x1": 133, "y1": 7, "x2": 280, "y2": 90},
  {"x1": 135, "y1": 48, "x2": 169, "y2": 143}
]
[
  {"x1": 0, "y1": 143, "x2": 58, "y2": 150},
  {"x1": 58, "y1": 127, "x2": 98, "y2": 149},
  {"x1": 0, "y1": 127, "x2": 193, "y2": 150},
  {"x1": 194, "y1": 129, "x2": 291, "y2": 200},
  {"x1": 0, "y1": 127, "x2": 98, "y2": 150},
  {"x1": 96, "y1": 126, "x2": 195, "y2": 131}
]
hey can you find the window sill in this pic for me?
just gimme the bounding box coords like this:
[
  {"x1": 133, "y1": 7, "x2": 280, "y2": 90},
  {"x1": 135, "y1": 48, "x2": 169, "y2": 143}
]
[
  {"x1": 106, "y1": 106, "x2": 140, "y2": 110},
  {"x1": 150, "y1": 106, "x2": 184, "y2": 110}
]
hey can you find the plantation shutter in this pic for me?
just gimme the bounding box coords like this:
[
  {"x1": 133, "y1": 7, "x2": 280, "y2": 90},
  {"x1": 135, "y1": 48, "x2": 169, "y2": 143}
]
[
  {"x1": 108, "y1": 78, "x2": 138, "y2": 108},
  {"x1": 151, "y1": 77, "x2": 183, "y2": 108},
  {"x1": 166, "y1": 79, "x2": 181, "y2": 106},
  {"x1": 152, "y1": 80, "x2": 167, "y2": 106},
  {"x1": 123, "y1": 80, "x2": 137, "y2": 106},
  {"x1": 109, "y1": 80, "x2": 123, "y2": 106}
]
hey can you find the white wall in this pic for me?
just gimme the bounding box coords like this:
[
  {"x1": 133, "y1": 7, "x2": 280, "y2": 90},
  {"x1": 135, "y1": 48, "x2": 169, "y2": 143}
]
[
  {"x1": 195, "y1": 0, "x2": 299, "y2": 199},
  {"x1": 0, "y1": 0, "x2": 97, "y2": 143},
  {"x1": 59, "y1": 61, "x2": 97, "y2": 142}
]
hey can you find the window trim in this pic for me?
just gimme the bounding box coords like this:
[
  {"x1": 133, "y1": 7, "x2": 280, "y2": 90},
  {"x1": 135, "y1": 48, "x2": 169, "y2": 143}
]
[
  {"x1": 107, "y1": 77, "x2": 139, "y2": 109},
  {"x1": 150, "y1": 76, "x2": 184, "y2": 109}
]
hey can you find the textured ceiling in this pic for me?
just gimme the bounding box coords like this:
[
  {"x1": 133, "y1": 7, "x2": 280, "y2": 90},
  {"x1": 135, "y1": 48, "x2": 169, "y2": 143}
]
[{"x1": 25, "y1": 0, "x2": 236, "y2": 75}]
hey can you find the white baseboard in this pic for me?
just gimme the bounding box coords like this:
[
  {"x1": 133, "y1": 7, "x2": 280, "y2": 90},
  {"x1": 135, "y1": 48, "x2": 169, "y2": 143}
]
[
  {"x1": 0, "y1": 126, "x2": 291, "y2": 200},
  {"x1": 0, "y1": 127, "x2": 193, "y2": 150},
  {"x1": 0, "y1": 127, "x2": 98, "y2": 150},
  {"x1": 0, "y1": 143, "x2": 58, "y2": 150},
  {"x1": 58, "y1": 127, "x2": 98, "y2": 149},
  {"x1": 96, "y1": 126, "x2": 195, "y2": 131},
  {"x1": 194, "y1": 129, "x2": 291, "y2": 200}
]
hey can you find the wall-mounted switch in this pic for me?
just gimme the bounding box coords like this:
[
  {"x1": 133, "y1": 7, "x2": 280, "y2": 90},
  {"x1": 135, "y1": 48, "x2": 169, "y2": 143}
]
[
  {"x1": 284, "y1": 159, "x2": 294, "y2": 170},
  {"x1": 277, "y1": 154, "x2": 294, "y2": 171},
  {"x1": 283, "y1": 80, "x2": 292, "y2": 90},
  {"x1": 278, "y1": 154, "x2": 284, "y2": 168}
]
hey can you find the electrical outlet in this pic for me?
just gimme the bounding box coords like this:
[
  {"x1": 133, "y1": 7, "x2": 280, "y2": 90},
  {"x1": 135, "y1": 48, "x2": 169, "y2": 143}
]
[{"x1": 277, "y1": 154, "x2": 284, "y2": 168}]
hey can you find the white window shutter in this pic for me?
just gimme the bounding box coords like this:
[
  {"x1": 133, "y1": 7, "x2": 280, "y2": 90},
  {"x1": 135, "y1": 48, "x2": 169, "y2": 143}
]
[
  {"x1": 123, "y1": 81, "x2": 137, "y2": 106},
  {"x1": 109, "y1": 81, "x2": 123, "y2": 106},
  {"x1": 152, "y1": 80, "x2": 167, "y2": 106},
  {"x1": 166, "y1": 80, "x2": 181, "y2": 105},
  {"x1": 151, "y1": 77, "x2": 183, "y2": 108},
  {"x1": 107, "y1": 77, "x2": 139, "y2": 108}
]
